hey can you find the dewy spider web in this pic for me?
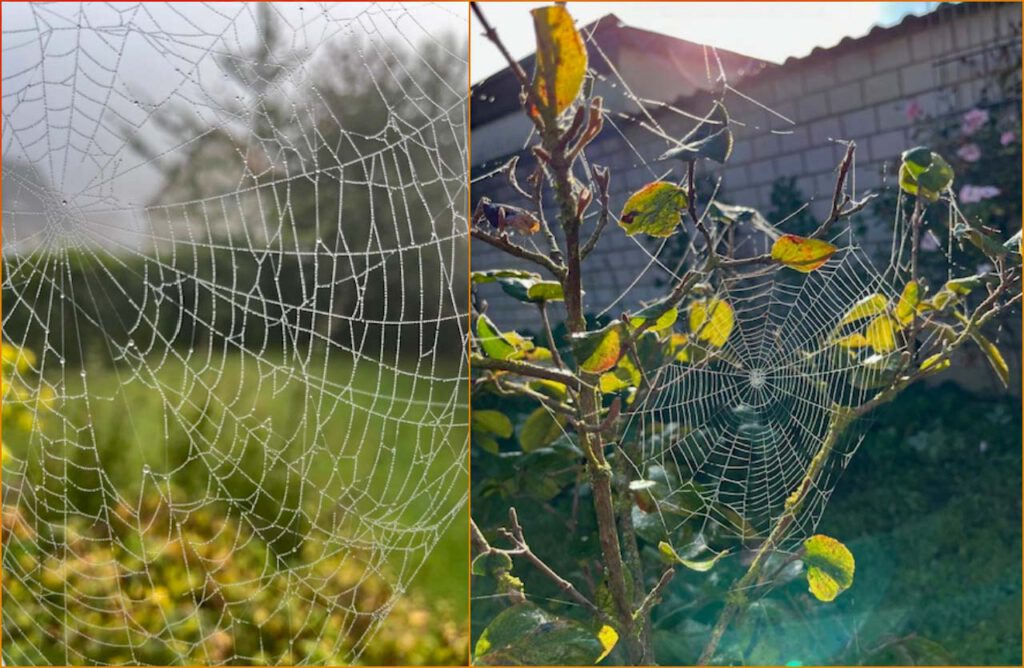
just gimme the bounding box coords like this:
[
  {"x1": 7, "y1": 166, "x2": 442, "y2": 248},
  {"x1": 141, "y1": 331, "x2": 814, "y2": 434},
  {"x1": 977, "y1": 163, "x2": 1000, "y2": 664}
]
[
  {"x1": 622, "y1": 245, "x2": 899, "y2": 544},
  {"x1": 2, "y1": 3, "x2": 467, "y2": 665},
  {"x1": 574, "y1": 35, "x2": 922, "y2": 547},
  {"x1": 472, "y1": 17, "x2": 932, "y2": 561}
]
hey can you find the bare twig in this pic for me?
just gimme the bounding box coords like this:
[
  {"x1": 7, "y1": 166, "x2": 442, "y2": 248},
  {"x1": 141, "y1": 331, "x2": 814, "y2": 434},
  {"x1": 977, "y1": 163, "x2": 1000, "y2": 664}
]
[
  {"x1": 471, "y1": 355, "x2": 581, "y2": 389},
  {"x1": 471, "y1": 227, "x2": 566, "y2": 278},
  {"x1": 687, "y1": 161, "x2": 715, "y2": 251},
  {"x1": 537, "y1": 302, "x2": 567, "y2": 370},
  {"x1": 496, "y1": 508, "x2": 609, "y2": 621},
  {"x1": 635, "y1": 568, "x2": 676, "y2": 620},
  {"x1": 582, "y1": 164, "x2": 611, "y2": 259}
]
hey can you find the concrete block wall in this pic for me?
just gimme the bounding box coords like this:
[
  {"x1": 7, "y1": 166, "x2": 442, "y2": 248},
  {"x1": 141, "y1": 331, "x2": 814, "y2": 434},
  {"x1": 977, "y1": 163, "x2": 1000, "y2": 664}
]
[{"x1": 471, "y1": 3, "x2": 1021, "y2": 340}]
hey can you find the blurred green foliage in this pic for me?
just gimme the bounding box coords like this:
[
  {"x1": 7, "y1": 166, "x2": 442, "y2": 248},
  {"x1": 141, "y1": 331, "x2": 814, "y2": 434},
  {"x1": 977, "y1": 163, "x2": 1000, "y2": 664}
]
[{"x1": 2, "y1": 347, "x2": 468, "y2": 665}]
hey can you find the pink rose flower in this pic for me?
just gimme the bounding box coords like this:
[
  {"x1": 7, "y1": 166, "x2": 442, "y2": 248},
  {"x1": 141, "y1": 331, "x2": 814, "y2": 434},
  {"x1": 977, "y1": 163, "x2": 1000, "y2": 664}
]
[
  {"x1": 1001, "y1": 131, "x2": 1016, "y2": 146},
  {"x1": 956, "y1": 143, "x2": 981, "y2": 162},
  {"x1": 959, "y1": 185, "x2": 1001, "y2": 203},
  {"x1": 960, "y1": 108, "x2": 989, "y2": 136},
  {"x1": 904, "y1": 99, "x2": 924, "y2": 122}
]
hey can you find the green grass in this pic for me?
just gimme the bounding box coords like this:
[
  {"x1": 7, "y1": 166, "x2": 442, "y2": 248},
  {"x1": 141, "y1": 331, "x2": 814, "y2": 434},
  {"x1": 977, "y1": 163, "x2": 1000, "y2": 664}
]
[{"x1": 3, "y1": 349, "x2": 467, "y2": 664}]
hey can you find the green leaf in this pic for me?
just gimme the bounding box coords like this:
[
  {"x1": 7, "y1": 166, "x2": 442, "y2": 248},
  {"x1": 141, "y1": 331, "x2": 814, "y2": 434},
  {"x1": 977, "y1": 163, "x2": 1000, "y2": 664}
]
[
  {"x1": 472, "y1": 269, "x2": 542, "y2": 284},
  {"x1": 472, "y1": 410, "x2": 514, "y2": 439},
  {"x1": 530, "y1": 5, "x2": 587, "y2": 117},
  {"x1": 952, "y1": 222, "x2": 1011, "y2": 258},
  {"x1": 658, "y1": 541, "x2": 729, "y2": 572},
  {"x1": 628, "y1": 300, "x2": 678, "y2": 333},
  {"x1": 899, "y1": 147, "x2": 953, "y2": 201},
  {"x1": 475, "y1": 435, "x2": 501, "y2": 454},
  {"x1": 840, "y1": 294, "x2": 888, "y2": 325},
  {"x1": 689, "y1": 299, "x2": 734, "y2": 348},
  {"x1": 971, "y1": 331, "x2": 1009, "y2": 387},
  {"x1": 802, "y1": 534, "x2": 855, "y2": 602},
  {"x1": 474, "y1": 603, "x2": 617, "y2": 665},
  {"x1": 618, "y1": 182, "x2": 688, "y2": 238},
  {"x1": 471, "y1": 551, "x2": 513, "y2": 577},
  {"x1": 498, "y1": 277, "x2": 566, "y2": 303},
  {"x1": 571, "y1": 322, "x2": 626, "y2": 374},
  {"x1": 519, "y1": 407, "x2": 566, "y2": 452},
  {"x1": 476, "y1": 314, "x2": 518, "y2": 360},
  {"x1": 770, "y1": 234, "x2": 838, "y2": 273}
]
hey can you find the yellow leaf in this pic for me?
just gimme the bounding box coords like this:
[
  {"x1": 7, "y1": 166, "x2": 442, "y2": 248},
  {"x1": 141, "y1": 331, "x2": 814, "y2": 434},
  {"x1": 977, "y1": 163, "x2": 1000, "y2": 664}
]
[
  {"x1": 835, "y1": 332, "x2": 871, "y2": 349},
  {"x1": 658, "y1": 541, "x2": 729, "y2": 572},
  {"x1": 669, "y1": 333, "x2": 690, "y2": 362},
  {"x1": 840, "y1": 294, "x2": 888, "y2": 325},
  {"x1": 595, "y1": 625, "x2": 619, "y2": 664},
  {"x1": 599, "y1": 368, "x2": 633, "y2": 394},
  {"x1": 865, "y1": 316, "x2": 897, "y2": 353},
  {"x1": 689, "y1": 299, "x2": 734, "y2": 348},
  {"x1": 919, "y1": 353, "x2": 951, "y2": 373},
  {"x1": 802, "y1": 534, "x2": 855, "y2": 602},
  {"x1": 771, "y1": 234, "x2": 838, "y2": 273},
  {"x1": 531, "y1": 5, "x2": 587, "y2": 117},
  {"x1": 895, "y1": 280, "x2": 921, "y2": 326},
  {"x1": 971, "y1": 331, "x2": 1009, "y2": 387},
  {"x1": 618, "y1": 182, "x2": 688, "y2": 238}
]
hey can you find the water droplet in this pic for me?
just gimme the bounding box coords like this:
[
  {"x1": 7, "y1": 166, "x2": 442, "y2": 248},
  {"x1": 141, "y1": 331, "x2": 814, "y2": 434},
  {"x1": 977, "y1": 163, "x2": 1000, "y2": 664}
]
[
  {"x1": 80, "y1": 369, "x2": 87, "y2": 378},
  {"x1": 61, "y1": 199, "x2": 67, "y2": 206},
  {"x1": 142, "y1": 464, "x2": 151, "y2": 475}
]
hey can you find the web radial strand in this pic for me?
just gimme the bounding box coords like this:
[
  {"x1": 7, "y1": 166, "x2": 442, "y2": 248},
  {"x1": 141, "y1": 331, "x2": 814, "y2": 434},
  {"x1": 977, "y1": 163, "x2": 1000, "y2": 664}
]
[{"x1": 2, "y1": 3, "x2": 467, "y2": 665}]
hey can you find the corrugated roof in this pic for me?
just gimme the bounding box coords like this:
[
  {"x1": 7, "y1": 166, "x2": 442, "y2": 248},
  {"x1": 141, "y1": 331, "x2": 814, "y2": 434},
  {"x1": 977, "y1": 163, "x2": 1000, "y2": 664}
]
[
  {"x1": 470, "y1": 2, "x2": 1007, "y2": 128},
  {"x1": 470, "y1": 12, "x2": 768, "y2": 127}
]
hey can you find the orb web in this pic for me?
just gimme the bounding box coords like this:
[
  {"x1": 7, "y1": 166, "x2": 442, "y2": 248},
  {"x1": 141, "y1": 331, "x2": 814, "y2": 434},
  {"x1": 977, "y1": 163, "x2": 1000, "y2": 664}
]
[
  {"x1": 2, "y1": 3, "x2": 468, "y2": 665},
  {"x1": 625, "y1": 244, "x2": 897, "y2": 544}
]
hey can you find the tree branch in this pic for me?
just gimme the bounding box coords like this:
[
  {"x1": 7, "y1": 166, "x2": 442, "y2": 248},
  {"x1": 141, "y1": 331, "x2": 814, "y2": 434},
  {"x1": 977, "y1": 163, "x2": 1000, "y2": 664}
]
[
  {"x1": 471, "y1": 227, "x2": 566, "y2": 279},
  {"x1": 472, "y1": 355, "x2": 581, "y2": 389},
  {"x1": 496, "y1": 508, "x2": 609, "y2": 622}
]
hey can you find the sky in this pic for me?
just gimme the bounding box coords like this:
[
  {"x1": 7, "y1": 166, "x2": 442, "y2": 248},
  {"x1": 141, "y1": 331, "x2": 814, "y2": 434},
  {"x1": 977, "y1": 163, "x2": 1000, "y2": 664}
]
[{"x1": 470, "y1": 2, "x2": 939, "y2": 82}]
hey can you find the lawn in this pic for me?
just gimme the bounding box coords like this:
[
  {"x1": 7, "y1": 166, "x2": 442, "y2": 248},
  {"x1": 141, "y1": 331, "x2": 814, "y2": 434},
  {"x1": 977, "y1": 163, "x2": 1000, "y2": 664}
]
[{"x1": 2, "y1": 348, "x2": 468, "y2": 665}]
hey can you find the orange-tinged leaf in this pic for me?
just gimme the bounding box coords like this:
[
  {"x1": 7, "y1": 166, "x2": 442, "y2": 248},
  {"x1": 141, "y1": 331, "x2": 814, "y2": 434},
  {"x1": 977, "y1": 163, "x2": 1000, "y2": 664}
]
[
  {"x1": 531, "y1": 5, "x2": 587, "y2": 117},
  {"x1": 771, "y1": 235, "x2": 838, "y2": 273},
  {"x1": 571, "y1": 322, "x2": 625, "y2": 374},
  {"x1": 618, "y1": 182, "x2": 688, "y2": 237}
]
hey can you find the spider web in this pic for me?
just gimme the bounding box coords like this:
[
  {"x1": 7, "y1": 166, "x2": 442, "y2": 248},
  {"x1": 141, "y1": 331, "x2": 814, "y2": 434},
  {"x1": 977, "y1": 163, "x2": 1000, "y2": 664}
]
[
  {"x1": 470, "y1": 18, "x2": 951, "y2": 556},
  {"x1": 2, "y1": 3, "x2": 467, "y2": 665}
]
